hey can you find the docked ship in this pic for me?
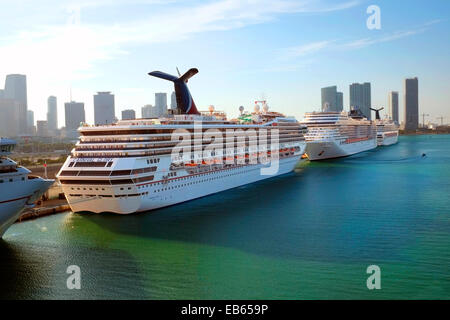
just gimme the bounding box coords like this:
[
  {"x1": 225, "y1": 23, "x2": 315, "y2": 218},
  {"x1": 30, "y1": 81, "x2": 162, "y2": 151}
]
[
  {"x1": 300, "y1": 109, "x2": 377, "y2": 160},
  {"x1": 371, "y1": 108, "x2": 399, "y2": 146},
  {"x1": 0, "y1": 138, "x2": 54, "y2": 238},
  {"x1": 56, "y1": 68, "x2": 307, "y2": 214}
]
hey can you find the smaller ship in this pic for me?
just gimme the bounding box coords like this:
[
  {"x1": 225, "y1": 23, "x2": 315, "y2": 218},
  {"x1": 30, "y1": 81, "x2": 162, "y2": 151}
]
[
  {"x1": 0, "y1": 138, "x2": 54, "y2": 238},
  {"x1": 300, "y1": 109, "x2": 377, "y2": 160},
  {"x1": 371, "y1": 107, "x2": 399, "y2": 146}
]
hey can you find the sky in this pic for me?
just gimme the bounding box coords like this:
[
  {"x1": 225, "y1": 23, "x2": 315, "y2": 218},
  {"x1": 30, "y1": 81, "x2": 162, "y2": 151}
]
[{"x1": 0, "y1": 0, "x2": 449, "y2": 126}]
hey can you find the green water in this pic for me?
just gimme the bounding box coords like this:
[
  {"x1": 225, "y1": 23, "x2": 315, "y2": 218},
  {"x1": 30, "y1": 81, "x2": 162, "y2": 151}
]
[{"x1": 1, "y1": 135, "x2": 449, "y2": 299}]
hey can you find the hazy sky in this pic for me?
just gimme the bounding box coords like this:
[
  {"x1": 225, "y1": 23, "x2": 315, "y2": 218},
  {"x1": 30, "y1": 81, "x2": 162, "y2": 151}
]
[{"x1": 0, "y1": 0, "x2": 449, "y2": 126}]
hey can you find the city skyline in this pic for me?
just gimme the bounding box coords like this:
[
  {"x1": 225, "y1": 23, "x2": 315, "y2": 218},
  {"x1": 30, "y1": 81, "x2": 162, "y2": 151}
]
[{"x1": 0, "y1": 0, "x2": 449, "y2": 127}]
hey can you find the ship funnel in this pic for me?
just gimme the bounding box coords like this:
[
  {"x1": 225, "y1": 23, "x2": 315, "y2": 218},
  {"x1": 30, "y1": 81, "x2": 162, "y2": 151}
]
[
  {"x1": 148, "y1": 68, "x2": 200, "y2": 115},
  {"x1": 370, "y1": 107, "x2": 384, "y2": 120}
]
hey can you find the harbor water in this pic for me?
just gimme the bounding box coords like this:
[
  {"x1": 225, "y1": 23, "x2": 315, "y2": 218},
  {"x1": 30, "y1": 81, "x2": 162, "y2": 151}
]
[{"x1": 1, "y1": 134, "x2": 449, "y2": 299}]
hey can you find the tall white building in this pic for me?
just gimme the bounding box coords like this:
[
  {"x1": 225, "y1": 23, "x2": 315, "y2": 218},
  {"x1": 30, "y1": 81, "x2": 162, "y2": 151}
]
[
  {"x1": 349, "y1": 82, "x2": 371, "y2": 120},
  {"x1": 4, "y1": 74, "x2": 28, "y2": 134},
  {"x1": 170, "y1": 91, "x2": 177, "y2": 110},
  {"x1": 64, "y1": 101, "x2": 85, "y2": 138},
  {"x1": 94, "y1": 92, "x2": 115, "y2": 125},
  {"x1": 155, "y1": 92, "x2": 167, "y2": 116},
  {"x1": 388, "y1": 91, "x2": 399, "y2": 124},
  {"x1": 27, "y1": 110, "x2": 34, "y2": 134},
  {"x1": 47, "y1": 96, "x2": 58, "y2": 133}
]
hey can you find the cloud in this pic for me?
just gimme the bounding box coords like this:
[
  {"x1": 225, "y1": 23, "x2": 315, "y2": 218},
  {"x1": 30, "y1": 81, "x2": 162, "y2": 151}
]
[{"x1": 283, "y1": 41, "x2": 334, "y2": 58}]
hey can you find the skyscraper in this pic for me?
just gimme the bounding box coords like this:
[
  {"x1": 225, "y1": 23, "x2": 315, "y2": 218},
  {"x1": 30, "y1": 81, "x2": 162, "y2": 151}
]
[
  {"x1": 155, "y1": 92, "x2": 167, "y2": 116},
  {"x1": 388, "y1": 91, "x2": 399, "y2": 124},
  {"x1": 349, "y1": 82, "x2": 371, "y2": 120},
  {"x1": 64, "y1": 101, "x2": 85, "y2": 131},
  {"x1": 47, "y1": 96, "x2": 58, "y2": 133},
  {"x1": 4, "y1": 74, "x2": 28, "y2": 134},
  {"x1": 321, "y1": 86, "x2": 337, "y2": 111},
  {"x1": 121, "y1": 109, "x2": 136, "y2": 120},
  {"x1": 170, "y1": 91, "x2": 177, "y2": 110},
  {"x1": 336, "y1": 92, "x2": 343, "y2": 111},
  {"x1": 27, "y1": 110, "x2": 34, "y2": 134},
  {"x1": 321, "y1": 86, "x2": 343, "y2": 112},
  {"x1": 94, "y1": 92, "x2": 115, "y2": 125},
  {"x1": 141, "y1": 105, "x2": 153, "y2": 118},
  {"x1": 404, "y1": 77, "x2": 419, "y2": 130},
  {"x1": 0, "y1": 98, "x2": 20, "y2": 137}
]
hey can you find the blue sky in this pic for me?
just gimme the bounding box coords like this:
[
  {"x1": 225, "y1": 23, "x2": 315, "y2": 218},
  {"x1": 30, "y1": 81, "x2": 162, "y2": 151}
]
[{"x1": 0, "y1": 0, "x2": 449, "y2": 126}]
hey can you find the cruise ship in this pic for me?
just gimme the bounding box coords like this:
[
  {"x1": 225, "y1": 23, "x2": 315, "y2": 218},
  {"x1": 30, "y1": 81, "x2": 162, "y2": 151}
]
[
  {"x1": 0, "y1": 138, "x2": 54, "y2": 238},
  {"x1": 371, "y1": 108, "x2": 399, "y2": 146},
  {"x1": 56, "y1": 68, "x2": 307, "y2": 214},
  {"x1": 300, "y1": 109, "x2": 377, "y2": 160}
]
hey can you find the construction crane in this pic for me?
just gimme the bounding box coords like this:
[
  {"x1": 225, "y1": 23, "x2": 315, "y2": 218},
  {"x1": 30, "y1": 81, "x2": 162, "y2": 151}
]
[{"x1": 421, "y1": 113, "x2": 429, "y2": 128}]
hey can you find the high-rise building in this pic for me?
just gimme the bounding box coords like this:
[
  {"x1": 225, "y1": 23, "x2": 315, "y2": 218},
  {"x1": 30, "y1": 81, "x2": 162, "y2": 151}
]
[
  {"x1": 388, "y1": 91, "x2": 399, "y2": 124},
  {"x1": 321, "y1": 86, "x2": 343, "y2": 112},
  {"x1": 27, "y1": 110, "x2": 34, "y2": 134},
  {"x1": 36, "y1": 120, "x2": 49, "y2": 137},
  {"x1": 349, "y1": 82, "x2": 371, "y2": 120},
  {"x1": 0, "y1": 98, "x2": 20, "y2": 137},
  {"x1": 404, "y1": 77, "x2": 419, "y2": 130},
  {"x1": 170, "y1": 91, "x2": 177, "y2": 110},
  {"x1": 94, "y1": 92, "x2": 115, "y2": 125},
  {"x1": 321, "y1": 86, "x2": 337, "y2": 111},
  {"x1": 121, "y1": 109, "x2": 136, "y2": 120},
  {"x1": 155, "y1": 92, "x2": 167, "y2": 116},
  {"x1": 47, "y1": 96, "x2": 58, "y2": 133},
  {"x1": 141, "y1": 104, "x2": 153, "y2": 118},
  {"x1": 4, "y1": 74, "x2": 28, "y2": 134},
  {"x1": 336, "y1": 92, "x2": 343, "y2": 111},
  {"x1": 64, "y1": 101, "x2": 85, "y2": 131}
]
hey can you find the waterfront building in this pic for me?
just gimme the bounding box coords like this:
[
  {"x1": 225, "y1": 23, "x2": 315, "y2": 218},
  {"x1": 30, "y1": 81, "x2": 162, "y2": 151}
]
[
  {"x1": 404, "y1": 77, "x2": 419, "y2": 130},
  {"x1": 94, "y1": 92, "x2": 115, "y2": 125},
  {"x1": 64, "y1": 101, "x2": 85, "y2": 138},
  {"x1": 36, "y1": 120, "x2": 49, "y2": 137},
  {"x1": 4, "y1": 74, "x2": 28, "y2": 134},
  {"x1": 47, "y1": 96, "x2": 58, "y2": 133},
  {"x1": 121, "y1": 109, "x2": 136, "y2": 120},
  {"x1": 349, "y1": 82, "x2": 371, "y2": 120},
  {"x1": 170, "y1": 91, "x2": 177, "y2": 110},
  {"x1": 388, "y1": 91, "x2": 399, "y2": 124},
  {"x1": 155, "y1": 92, "x2": 167, "y2": 116}
]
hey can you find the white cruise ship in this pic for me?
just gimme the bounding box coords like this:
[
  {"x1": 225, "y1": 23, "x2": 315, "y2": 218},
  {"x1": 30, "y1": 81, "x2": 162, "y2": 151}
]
[
  {"x1": 371, "y1": 108, "x2": 399, "y2": 146},
  {"x1": 0, "y1": 138, "x2": 54, "y2": 238},
  {"x1": 300, "y1": 109, "x2": 377, "y2": 160},
  {"x1": 56, "y1": 68, "x2": 307, "y2": 214},
  {"x1": 375, "y1": 120, "x2": 399, "y2": 146}
]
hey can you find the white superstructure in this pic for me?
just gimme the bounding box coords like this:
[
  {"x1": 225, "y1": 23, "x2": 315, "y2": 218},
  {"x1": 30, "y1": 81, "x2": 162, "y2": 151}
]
[
  {"x1": 0, "y1": 138, "x2": 54, "y2": 238},
  {"x1": 300, "y1": 110, "x2": 377, "y2": 160},
  {"x1": 56, "y1": 69, "x2": 307, "y2": 214},
  {"x1": 375, "y1": 119, "x2": 399, "y2": 146}
]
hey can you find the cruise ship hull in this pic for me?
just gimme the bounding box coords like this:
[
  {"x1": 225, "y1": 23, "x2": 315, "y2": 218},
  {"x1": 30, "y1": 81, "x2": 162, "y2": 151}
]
[
  {"x1": 65, "y1": 155, "x2": 304, "y2": 214},
  {"x1": 377, "y1": 132, "x2": 398, "y2": 146},
  {"x1": 306, "y1": 138, "x2": 377, "y2": 161},
  {"x1": 0, "y1": 178, "x2": 54, "y2": 238}
]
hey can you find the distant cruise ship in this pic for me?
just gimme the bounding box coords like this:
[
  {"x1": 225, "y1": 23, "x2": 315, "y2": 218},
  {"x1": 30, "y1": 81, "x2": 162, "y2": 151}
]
[
  {"x1": 0, "y1": 138, "x2": 54, "y2": 238},
  {"x1": 300, "y1": 109, "x2": 377, "y2": 160},
  {"x1": 56, "y1": 68, "x2": 307, "y2": 214},
  {"x1": 370, "y1": 108, "x2": 399, "y2": 146}
]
